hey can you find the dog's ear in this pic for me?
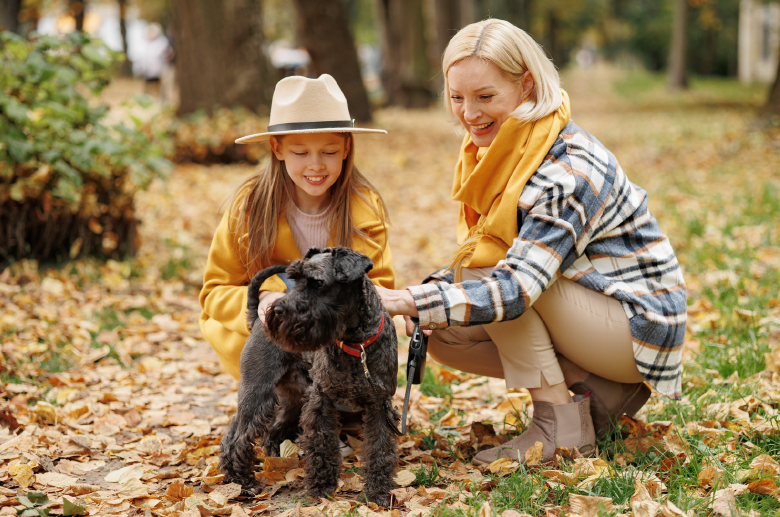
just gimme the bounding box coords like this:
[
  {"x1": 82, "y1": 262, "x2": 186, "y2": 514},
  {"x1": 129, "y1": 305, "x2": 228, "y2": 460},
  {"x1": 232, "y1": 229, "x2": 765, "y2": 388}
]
[
  {"x1": 304, "y1": 247, "x2": 325, "y2": 259},
  {"x1": 333, "y1": 247, "x2": 373, "y2": 283}
]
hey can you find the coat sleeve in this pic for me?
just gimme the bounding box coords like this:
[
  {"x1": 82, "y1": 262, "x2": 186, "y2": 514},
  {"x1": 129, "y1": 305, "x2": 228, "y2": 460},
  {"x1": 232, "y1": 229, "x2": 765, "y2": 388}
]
[
  {"x1": 408, "y1": 154, "x2": 605, "y2": 329},
  {"x1": 199, "y1": 208, "x2": 253, "y2": 339}
]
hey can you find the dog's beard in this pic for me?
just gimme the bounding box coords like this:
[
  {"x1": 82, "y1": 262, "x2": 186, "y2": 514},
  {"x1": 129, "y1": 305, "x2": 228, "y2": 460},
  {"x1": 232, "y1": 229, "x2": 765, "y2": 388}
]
[{"x1": 265, "y1": 302, "x2": 343, "y2": 352}]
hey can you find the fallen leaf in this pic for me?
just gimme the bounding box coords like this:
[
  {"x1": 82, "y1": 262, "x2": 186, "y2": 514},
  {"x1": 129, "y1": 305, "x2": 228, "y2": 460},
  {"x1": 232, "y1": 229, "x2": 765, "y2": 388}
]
[
  {"x1": 524, "y1": 441, "x2": 544, "y2": 465},
  {"x1": 395, "y1": 470, "x2": 417, "y2": 487},
  {"x1": 280, "y1": 439, "x2": 299, "y2": 459},
  {"x1": 10, "y1": 463, "x2": 34, "y2": 488},
  {"x1": 569, "y1": 494, "x2": 613, "y2": 517},
  {"x1": 262, "y1": 457, "x2": 298, "y2": 472},
  {"x1": 632, "y1": 500, "x2": 661, "y2": 517}
]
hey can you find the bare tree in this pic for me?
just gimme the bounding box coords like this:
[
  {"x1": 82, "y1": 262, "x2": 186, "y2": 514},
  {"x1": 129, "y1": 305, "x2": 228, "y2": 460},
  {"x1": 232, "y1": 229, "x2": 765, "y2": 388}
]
[
  {"x1": 118, "y1": 0, "x2": 131, "y2": 75},
  {"x1": 69, "y1": 0, "x2": 85, "y2": 31},
  {"x1": 764, "y1": 55, "x2": 780, "y2": 121},
  {"x1": 377, "y1": 0, "x2": 435, "y2": 108},
  {"x1": 292, "y1": 0, "x2": 372, "y2": 122},
  {"x1": 667, "y1": 0, "x2": 688, "y2": 90},
  {"x1": 172, "y1": 0, "x2": 270, "y2": 116},
  {"x1": 1, "y1": 0, "x2": 21, "y2": 33}
]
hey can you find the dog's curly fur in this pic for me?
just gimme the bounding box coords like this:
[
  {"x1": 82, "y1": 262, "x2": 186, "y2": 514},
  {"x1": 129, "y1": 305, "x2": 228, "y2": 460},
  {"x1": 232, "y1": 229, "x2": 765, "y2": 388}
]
[{"x1": 218, "y1": 247, "x2": 399, "y2": 506}]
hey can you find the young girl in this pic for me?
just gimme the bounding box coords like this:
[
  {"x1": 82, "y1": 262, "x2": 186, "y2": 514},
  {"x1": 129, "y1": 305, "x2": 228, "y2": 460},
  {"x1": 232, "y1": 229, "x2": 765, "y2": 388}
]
[{"x1": 199, "y1": 74, "x2": 393, "y2": 381}]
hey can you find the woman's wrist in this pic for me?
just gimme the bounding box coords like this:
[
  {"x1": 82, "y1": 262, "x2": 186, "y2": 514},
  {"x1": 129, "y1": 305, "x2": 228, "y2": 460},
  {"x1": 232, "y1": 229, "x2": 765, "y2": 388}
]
[{"x1": 378, "y1": 287, "x2": 418, "y2": 318}]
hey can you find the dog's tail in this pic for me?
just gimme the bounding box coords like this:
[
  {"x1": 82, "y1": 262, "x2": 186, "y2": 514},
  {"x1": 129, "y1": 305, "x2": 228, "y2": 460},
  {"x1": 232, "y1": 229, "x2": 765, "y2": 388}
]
[{"x1": 246, "y1": 265, "x2": 289, "y2": 330}]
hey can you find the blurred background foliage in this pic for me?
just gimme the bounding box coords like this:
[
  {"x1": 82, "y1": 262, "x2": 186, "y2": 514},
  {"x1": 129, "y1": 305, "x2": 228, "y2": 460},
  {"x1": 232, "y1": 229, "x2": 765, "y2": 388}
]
[{"x1": 1, "y1": 0, "x2": 780, "y2": 266}]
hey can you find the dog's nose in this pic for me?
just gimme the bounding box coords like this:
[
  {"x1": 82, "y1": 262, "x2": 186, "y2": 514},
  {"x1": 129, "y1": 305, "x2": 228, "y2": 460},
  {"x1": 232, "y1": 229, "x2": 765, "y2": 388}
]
[{"x1": 273, "y1": 305, "x2": 284, "y2": 315}]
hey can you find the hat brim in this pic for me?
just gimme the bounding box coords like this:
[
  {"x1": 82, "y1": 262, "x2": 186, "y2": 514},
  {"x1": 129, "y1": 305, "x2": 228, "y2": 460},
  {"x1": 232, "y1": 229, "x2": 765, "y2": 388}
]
[{"x1": 236, "y1": 127, "x2": 387, "y2": 144}]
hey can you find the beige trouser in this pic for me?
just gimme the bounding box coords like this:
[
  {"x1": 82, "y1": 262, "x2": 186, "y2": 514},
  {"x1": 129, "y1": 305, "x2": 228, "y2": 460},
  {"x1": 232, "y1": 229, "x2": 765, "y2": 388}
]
[{"x1": 428, "y1": 267, "x2": 644, "y2": 389}]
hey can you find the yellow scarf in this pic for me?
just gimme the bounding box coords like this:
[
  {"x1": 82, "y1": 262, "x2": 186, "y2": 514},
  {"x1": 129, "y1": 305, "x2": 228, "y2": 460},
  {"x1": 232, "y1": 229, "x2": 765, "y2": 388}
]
[{"x1": 450, "y1": 91, "x2": 571, "y2": 280}]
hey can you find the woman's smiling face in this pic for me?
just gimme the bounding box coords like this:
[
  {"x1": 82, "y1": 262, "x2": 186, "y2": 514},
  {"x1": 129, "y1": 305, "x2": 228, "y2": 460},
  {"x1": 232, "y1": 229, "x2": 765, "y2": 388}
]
[{"x1": 447, "y1": 57, "x2": 530, "y2": 147}]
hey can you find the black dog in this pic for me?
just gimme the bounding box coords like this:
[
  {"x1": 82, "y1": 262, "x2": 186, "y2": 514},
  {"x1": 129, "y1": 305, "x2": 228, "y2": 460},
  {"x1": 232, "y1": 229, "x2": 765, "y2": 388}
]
[{"x1": 218, "y1": 247, "x2": 400, "y2": 506}]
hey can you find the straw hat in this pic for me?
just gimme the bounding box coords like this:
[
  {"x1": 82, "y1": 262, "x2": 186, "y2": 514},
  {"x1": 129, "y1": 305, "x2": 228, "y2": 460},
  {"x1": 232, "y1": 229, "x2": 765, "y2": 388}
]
[{"x1": 235, "y1": 74, "x2": 386, "y2": 144}]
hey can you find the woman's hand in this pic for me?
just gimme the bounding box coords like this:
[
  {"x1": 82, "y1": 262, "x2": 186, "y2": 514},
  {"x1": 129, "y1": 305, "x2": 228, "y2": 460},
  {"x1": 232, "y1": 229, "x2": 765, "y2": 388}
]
[
  {"x1": 375, "y1": 287, "x2": 434, "y2": 337},
  {"x1": 375, "y1": 286, "x2": 417, "y2": 318},
  {"x1": 257, "y1": 291, "x2": 285, "y2": 325}
]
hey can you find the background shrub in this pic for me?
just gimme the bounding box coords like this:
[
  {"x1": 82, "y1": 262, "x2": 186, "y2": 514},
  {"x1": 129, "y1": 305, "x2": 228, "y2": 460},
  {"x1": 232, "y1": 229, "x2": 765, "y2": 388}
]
[{"x1": 0, "y1": 31, "x2": 171, "y2": 266}]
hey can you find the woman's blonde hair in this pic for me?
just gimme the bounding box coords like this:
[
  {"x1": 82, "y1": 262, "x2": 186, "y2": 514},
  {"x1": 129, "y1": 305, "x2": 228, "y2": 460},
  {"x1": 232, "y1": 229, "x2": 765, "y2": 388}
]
[
  {"x1": 442, "y1": 19, "x2": 561, "y2": 126},
  {"x1": 230, "y1": 134, "x2": 388, "y2": 274}
]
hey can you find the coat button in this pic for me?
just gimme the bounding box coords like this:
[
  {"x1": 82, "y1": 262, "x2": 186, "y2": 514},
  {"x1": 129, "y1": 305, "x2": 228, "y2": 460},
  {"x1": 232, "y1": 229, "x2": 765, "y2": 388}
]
[{"x1": 429, "y1": 324, "x2": 436, "y2": 330}]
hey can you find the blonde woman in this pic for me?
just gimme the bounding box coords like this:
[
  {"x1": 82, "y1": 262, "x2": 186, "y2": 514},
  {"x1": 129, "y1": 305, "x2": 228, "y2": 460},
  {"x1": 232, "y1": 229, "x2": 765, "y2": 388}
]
[{"x1": 379, "y1": 19, "x2": 686, "y2": 464}]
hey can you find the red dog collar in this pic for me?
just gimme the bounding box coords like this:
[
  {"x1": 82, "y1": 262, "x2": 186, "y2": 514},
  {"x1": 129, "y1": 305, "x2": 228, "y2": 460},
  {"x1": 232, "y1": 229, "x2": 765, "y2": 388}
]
[{"x1": 336, "y1": 313, "x2": 385, "y2": 358}]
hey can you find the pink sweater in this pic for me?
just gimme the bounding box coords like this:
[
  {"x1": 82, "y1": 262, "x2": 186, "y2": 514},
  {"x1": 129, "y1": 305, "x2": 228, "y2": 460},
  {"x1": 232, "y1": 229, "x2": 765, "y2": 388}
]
[{"x1": 286, "y1": 202, "x2": 331, "y2": 256}]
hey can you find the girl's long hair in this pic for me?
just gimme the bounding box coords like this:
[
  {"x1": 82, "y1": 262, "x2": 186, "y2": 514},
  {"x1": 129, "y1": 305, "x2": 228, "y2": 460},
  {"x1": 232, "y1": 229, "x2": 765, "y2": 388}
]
[{"x1": 230, "y1": 134, "x2": 388, "y2": 274}]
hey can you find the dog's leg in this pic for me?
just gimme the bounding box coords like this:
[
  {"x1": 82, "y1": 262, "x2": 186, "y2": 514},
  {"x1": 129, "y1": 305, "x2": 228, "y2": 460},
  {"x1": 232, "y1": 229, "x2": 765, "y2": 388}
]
[
  {"x1": 219, "y1": 331, "x2": 290, "y2": 495},
  {"x1": 264, "y1": 364, "x2": 310, "y2": 456},
  {"x1": 300, "y1": 384, "x2": 341, "y2": 500},
  {"x1": 358, "y1": 401, "x2": 399, "y2": 507}
]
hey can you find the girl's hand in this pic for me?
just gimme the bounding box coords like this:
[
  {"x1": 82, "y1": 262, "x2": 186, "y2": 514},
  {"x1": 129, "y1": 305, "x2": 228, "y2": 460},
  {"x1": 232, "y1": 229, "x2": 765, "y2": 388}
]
[{"x1": 257, "y1": 291, "x2": 285, "y2": 325}]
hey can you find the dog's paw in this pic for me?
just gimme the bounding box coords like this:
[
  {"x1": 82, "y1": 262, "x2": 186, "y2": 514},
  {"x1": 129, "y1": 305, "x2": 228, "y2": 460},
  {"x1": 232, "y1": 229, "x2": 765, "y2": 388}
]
[
  {"x1": 361, "y1": 492, "x2": 391, "y2": 508},
  {"x1": 239, "y1": 482, "x2": 264, "y2": 497}
]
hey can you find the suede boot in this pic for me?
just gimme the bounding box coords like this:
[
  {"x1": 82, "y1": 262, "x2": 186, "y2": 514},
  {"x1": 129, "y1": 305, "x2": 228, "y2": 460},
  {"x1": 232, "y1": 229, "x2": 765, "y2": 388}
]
[
  {"x1": 570, "y1": 374, "x2": 651, "y2": 437},
  {"x1": 472, "y1": 396, "x2": 596, "y2": 466}
]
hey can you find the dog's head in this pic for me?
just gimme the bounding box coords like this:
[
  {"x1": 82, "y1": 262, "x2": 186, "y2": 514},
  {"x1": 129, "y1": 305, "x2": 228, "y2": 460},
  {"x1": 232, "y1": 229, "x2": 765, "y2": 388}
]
[{"x1": 265, "y1": 247, "x2": 374, "y2": 352}]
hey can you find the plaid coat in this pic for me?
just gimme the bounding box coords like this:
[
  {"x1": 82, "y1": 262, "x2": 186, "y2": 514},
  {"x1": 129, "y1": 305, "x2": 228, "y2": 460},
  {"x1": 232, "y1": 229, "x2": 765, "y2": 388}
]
[{"x1": 408, "y1": 121, "x2": 687, "y2": 399}]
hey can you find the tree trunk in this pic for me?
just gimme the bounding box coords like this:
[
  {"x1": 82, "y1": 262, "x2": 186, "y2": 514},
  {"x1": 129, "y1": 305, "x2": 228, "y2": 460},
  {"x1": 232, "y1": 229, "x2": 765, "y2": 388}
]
[
  {"x1": 506, "y1": 0, "x2": 532, "y2": 33},
  {"x1": 764, "y1": 54, "x2": 780, "y2": 121},
  {"x1": 69, "y1": 0, "x2": 85, "y2": 32},
  {"x1": 172, "y1": 0, "x2": 270, "y2": 116},
  {"x1": 377, "y1": 0, "x2": 434, "y2": 108},
  {"x1": 118, "y1": 0, "x2": 132, "y2": 76},
  {"x1": 435, "y1": 0, "x2": 462, "y2": 61},
  {"x1": 667, "y1": 0, "x2": 688, "y2": 90},
  {"x1": 0, "y1": 0, "x2": 21, "y2": 34},
  {"x1": 291, "y1": 0, "x2": 372, "y2": 122}
]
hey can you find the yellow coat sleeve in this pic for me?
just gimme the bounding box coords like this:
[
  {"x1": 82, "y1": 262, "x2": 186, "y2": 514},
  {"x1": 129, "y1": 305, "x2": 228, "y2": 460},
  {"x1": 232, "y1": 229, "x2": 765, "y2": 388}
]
[{"x1": 198, "y1": 207, "x2": 287, "y2": 380}]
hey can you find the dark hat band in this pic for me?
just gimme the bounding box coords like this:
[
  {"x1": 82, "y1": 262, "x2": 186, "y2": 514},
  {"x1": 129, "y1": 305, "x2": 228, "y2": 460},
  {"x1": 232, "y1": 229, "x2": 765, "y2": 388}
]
[{"x1": 266, "y1": 119, "x2": 355, "y2": 132}]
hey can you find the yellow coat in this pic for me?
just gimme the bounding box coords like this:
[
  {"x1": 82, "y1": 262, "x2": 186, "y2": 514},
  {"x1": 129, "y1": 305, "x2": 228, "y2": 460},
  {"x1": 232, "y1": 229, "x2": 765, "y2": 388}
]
[{"x1": 199, "y1": 190, "x2": 394, "y2": 380}]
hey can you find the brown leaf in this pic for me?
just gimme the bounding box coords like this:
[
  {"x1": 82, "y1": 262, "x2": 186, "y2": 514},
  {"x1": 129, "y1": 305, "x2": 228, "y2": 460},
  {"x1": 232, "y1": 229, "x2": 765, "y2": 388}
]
[
  {"x1": 395, "y1": 470, "x2": 416, "y2": 487},
  {"x1": 712, "y1": 486, "x2": 738, "y2": 516},
  {"x1": 339, "y1": 472, "x2": 363, "y2": 492},
  {"x1": 747, "y1": 478, "x2": 779, "y2": 496},
  {"x1": 524, "y1": 441, "x2": 544, "y2": 466},
  {"x1": 630, "y1": 479, "x2": 653, "y2": 504},
  {"x1": 569, "y1": 494, "x2": 613, "y2": 517},
  {"x1": 166, "y1": 479, "x2": 195, "y2": 499},
  {"x1": 749, "y1": 454, "x2": 780, "y2": 477},
  {"x1": 631, "y1": 500, "x2": 661, "y2": 517},
  {"x1": 262, "y1": 457, "x2": 298, "y2": 472},
  {"x1": 211, "y1": 483, "x2": 242, "y2": 501},
  {"x1": 659, "y1": 501, "x2": 688, "y2": 517},
  {"x1": 697, "y1": 465, "x2": 723, "y2": 487},
  {"x1": 66, "y1": 484, "x2": 100, "y2": 496}
]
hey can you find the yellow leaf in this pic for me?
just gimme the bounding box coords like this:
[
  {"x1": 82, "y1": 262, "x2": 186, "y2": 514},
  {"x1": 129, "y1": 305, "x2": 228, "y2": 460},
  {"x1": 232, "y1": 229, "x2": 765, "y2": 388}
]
[
  {"x1": 524, "y1": 441, "x2": 544, "y2": 466},
  {"x1": 10, "y1": 463, "x2": 34, "y2": 488}
]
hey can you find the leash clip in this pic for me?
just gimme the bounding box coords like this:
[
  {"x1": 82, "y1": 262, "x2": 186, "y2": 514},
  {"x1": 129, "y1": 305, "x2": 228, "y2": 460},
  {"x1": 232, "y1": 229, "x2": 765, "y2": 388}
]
[{"x1": 360, "y1": 345, "x2": 369, "y2": 379}]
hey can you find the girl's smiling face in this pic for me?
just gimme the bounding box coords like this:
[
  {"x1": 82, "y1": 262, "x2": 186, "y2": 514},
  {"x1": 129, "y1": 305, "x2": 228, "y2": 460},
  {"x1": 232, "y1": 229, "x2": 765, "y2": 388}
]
[
  {"x1": 447, "y1": 58, "x2": 531, "y2": 147},
  {"x1": 270, "y1": 132, "x2": 350, "y2": 213}
]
